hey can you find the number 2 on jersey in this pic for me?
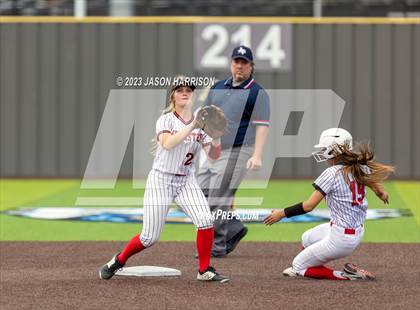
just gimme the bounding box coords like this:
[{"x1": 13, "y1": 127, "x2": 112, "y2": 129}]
[
  {"x1": 184, "y1": 153, "x2": 194, "y2": 166},
  {"x1": 350, "y1": 181, "x2": 365, "y2": 206}
]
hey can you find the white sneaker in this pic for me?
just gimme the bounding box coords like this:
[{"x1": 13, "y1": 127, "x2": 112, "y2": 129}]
[{"x1": 282, "y1": 267, "x2": 298, "y2": 277}]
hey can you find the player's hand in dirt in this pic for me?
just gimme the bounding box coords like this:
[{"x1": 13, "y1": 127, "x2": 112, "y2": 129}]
[{"x1": 263, "y1": 210, "x2": 285, "y2": 225}]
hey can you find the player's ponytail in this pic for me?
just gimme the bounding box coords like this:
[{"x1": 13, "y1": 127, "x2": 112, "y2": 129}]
[
  {"x1": 162, "y1": 90, "x2": 176, "y2": 114},
  {"x1": 332, "y1": 143, "x2": 395, "y2": 190},
  {"x1": 150, "y1": 91, "x2": 177, "y2": 154}
]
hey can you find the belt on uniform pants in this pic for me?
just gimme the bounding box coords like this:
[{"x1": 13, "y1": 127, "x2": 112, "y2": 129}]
[
  {"x1": 330, "y1": 222, "x2": 362, "y2": 235},
  {"x1": 153, "y1": 169, "x2": 186, "y2": 177},
  {"x1": 344, "y1": 228, "x2": 355, "y2": 235}
]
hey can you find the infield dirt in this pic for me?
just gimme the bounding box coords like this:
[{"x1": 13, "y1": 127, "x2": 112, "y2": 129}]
[{"x1": 1, "y1": 242, "x2": 419, "y2": 310}]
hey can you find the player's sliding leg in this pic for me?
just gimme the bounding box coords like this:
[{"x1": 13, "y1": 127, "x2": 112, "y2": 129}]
[
  {"x1": 284, "y1": 212, "x2": 331, "y2": 255},
  {"x1": 343, "y1": 263, "x2": 375, "y2": 280},
  {"x1": 283, "y1": 224, "x2": 363, "y2": 280},
  {"x1": 303, "y1": 265, "x2": 348, "y2": 280},
  {"x1": 301, "y1": 222, "x2": 330, "y2": 249},
  {"x1": 288, "y1": 244, "x2": 349, "y2": 280},
  {"x1": 300, "y1": 263, "x2": 375, "y2": 280}
]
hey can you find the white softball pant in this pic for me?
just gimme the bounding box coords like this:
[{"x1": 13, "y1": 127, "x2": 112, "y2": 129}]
[
  {"x1": 292, "y1": 222, "x2": 364, "y2": 276},
  {"x1": 140, "y1": 169, "x2": 214, "y2": 247}
]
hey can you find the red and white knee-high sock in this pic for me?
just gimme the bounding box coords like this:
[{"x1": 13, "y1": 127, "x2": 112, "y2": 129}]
[
  {"x1": 117, "y1": 234, "x2": 146, "y2": 264},
  {"x1": 196, "y1": 227, "x2": 214, "y2": 273},
  {"x1": 304, "y1": 266, "x2": 348, "y2": 280}
]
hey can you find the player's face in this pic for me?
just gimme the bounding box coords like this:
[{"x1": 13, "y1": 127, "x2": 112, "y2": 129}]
[
  {"x1": 173, "y1": 86, "x2": 193, "y2": 108},
  {"x1": 231, "y1": 58, "x2": 252, "y2": 83}
]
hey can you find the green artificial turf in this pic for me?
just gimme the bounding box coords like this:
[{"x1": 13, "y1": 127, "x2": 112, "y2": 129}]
[{"x1": 0, "y1": 179, "x2": 419, "y2": 242}]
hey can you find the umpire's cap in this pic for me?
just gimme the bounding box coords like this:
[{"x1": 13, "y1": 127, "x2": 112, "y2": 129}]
[{"x1": 231, "y1": 45, "x2": 253, "y2": 63}]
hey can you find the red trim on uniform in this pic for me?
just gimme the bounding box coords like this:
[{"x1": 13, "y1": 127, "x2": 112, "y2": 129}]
[
  {"x1": 208, "y1": 144, "x2": 221, "y2": 160},
  {"x1": 244, "y1": 78, "x2": 255, "y2": 89},
  {"x1": 197, "y1": 227, "x2": 214, "y2": 273},
  {"x1": 330, "y1": 222, "x2": 356, "y2": 235},
  {"x1": 304, "y1": 266, "x2": 347, "y2": 280},
  {"x1": 157, "y1": 130, "x2": 171, "y2": 141},
  {"x1": 175, "y1": 173, "x2": 186, "y2": 177},
  {"x1": 344, "y1": 228, "x2": 356, "y2": 235},
  {"x1": 117, "y1": 234, "x2": 146, "y2": 264},
  {"x1": 173, "y1": 111, "x2": 194, "y2": 125}
]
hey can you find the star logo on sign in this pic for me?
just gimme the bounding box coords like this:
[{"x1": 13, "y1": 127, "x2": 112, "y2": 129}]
[{"x1": 237, "y1": 47, "x2": 246, "y2": 55}]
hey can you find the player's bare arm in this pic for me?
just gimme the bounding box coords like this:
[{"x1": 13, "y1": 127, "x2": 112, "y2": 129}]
[
  {"x1": 159, "y1": 122, "x2": 196, "y2": 150},
  {"x1": 202, "y1": 137, "x2": 222, "y2": 162},
  {"x1": 263, "y1": 190, "x2": 324, "y2": 225}
]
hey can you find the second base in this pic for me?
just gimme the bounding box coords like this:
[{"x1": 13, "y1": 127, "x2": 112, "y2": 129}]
[{"x1": 115, "y1": 266, "x2": 181, "y2": 277}]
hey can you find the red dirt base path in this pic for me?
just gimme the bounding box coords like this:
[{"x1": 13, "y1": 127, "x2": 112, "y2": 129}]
[{"x1": 1, "y1": 242, "x2": 419, "y2": 310}]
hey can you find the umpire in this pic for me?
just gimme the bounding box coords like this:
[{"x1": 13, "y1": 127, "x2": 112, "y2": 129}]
[{"x1": 197, "y1": 45, "x2": 270, "y2": 257}]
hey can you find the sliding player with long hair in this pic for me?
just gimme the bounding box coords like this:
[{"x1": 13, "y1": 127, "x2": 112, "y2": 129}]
[{"x1": 264, "y1": 128, "x2": 394, "y2": 280}]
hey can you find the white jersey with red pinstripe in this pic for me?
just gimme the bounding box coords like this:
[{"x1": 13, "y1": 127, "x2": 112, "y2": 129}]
[
  {"x1": 154, "y1": 111, "x2": 212, "y2": 176},
  {"x1": 291, "y1": 164, "x2": 371, "y2": 277},
  {"x1": 139, "y1": 111, "x2": 214, "y2": 248},
  {"x1": 313, "y1": 164, "x2": 370, "y2": 228}
]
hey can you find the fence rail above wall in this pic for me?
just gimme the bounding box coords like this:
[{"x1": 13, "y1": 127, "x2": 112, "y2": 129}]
[
  {"x1": 1, "y1": 16, "x2": 420, "y2": 23},
  {"x1": 1, "y1": 18, "x2": 419, "y2": 179}
]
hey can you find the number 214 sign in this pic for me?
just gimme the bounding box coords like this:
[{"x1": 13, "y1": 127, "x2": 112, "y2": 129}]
[{"x1": 194, "y1": 24, "x2": 292, "y2": 71}]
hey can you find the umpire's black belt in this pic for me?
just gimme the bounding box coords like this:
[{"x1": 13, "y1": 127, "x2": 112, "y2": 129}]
[{"x1": 221, "y1": 143, "x2": 255, "y2": 150}]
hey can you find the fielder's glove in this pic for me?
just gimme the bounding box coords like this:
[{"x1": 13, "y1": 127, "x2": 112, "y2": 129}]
[{"x1": 195, "y1": 105, "x2": 227, "y2": 139}]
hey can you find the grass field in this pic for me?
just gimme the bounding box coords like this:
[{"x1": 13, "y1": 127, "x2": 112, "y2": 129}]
[{"x1": 0, "y1": 179, "x2": 419, "y2": 242}]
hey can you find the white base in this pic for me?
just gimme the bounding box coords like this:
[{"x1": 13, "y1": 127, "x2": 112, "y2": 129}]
[{"x1": 115, "y1": 266, "x2": 182, "y2": 277}]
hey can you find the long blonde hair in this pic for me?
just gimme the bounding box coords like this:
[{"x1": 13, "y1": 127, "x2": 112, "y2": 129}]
[
  {"x1": 150, "y1": 90, "x2": 177, "y2": 154},
  {"x1": 331, "y1": 142, "x2": 395, "y2": 189},
  {"x1": 162, "y1": 89, "x2": 176, "y2": 114}
]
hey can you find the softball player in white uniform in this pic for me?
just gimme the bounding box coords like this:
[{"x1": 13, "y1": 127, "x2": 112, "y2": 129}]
[
  {"x1": 100, "y1": 79, "x2": 229, "y2": 283},
  {"x1": 264, "y1": 128, "x2": 394, "y2": 280}
]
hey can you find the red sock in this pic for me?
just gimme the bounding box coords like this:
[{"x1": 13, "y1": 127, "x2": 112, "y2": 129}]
[
  {"x1": 196, "y1": 227, "x2": 214, "y2": 273},
  {"x1": 304, "y1": 266, "x2": 347, "y2": 280},
  {"x1": 117, "y1": 234, "x2": 146, "y2": 264}
]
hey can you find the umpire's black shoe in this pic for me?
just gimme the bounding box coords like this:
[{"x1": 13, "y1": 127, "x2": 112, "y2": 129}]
[
  {"x1": 197, "y1": 266, "x2": 230, "y2": 283},
  {"x1": 226, "y1": 226, "x2": 248, "y2": 254},
  {"x1": 99, "y1": 253, "x2": 124, "y2": 280}
]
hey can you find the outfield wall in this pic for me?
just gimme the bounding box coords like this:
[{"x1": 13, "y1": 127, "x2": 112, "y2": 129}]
[{"x1": 1, "y1": 17, "x2": 419, "y2": 179}]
